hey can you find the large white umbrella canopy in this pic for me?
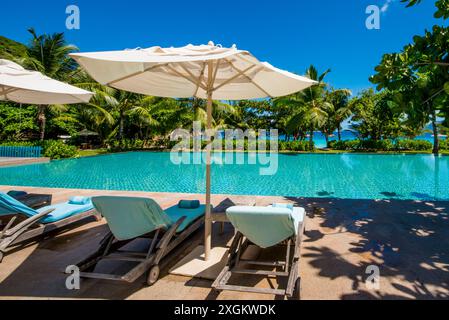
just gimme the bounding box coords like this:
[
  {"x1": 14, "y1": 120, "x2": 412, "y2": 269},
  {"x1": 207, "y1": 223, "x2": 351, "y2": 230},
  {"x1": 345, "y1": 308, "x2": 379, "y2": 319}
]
[
  {"x1": 0, "y1": 59, "x2": 93, "y2": 105},
  {"x1": 71, "y1": 42, "x2": 317, "y2": 260}
]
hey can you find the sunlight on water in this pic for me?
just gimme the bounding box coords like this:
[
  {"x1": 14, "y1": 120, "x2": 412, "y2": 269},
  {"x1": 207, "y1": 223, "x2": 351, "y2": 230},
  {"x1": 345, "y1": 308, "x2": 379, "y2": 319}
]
[{"x1": 0, "y1": 152, "x2": 447, "y2": 201}]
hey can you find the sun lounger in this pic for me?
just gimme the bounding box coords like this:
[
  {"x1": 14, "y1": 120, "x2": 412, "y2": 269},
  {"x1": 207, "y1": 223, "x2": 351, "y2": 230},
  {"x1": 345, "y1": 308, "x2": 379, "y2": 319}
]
[
  {"x1": 212, "y1": 204, "x2": 306, "y2": 299},
  {"x1": 74, "y1": 196, "x2": 206, "y2": 286},
  {"x1": 0, "y1": 193, "x2": 99, "y2": 263},
  {"x1": 7, "y1": 190, "x2": 52, "y2": 209}
]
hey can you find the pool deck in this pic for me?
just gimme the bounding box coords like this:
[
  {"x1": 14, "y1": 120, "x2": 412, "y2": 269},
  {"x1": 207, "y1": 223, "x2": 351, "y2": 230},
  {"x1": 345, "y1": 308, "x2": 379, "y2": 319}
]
[
  {"x1": 0, "y1": 185, "x2": 448, "y2": 300},
  {"x1": 0, "y1": 157, "x2": 50, "y2": 168}
]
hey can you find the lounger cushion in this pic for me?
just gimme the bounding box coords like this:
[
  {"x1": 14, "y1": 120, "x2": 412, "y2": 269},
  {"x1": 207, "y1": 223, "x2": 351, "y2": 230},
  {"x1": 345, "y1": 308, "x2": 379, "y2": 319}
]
[
  {"x1": 92, "y1": 197, "x2": 172, "y2": 241},
  {"x1": 37, "y1": 201, "x2": 94, "y2": 224},
  {"x1": 0, "y1": 192, "x2": 94, "y2": 224},
  {"x1": 272, "y1": 203, "x2": 294, "y2": 210},
  {"x1": 226, "y1": 206, "x2": 305, "y2": 249},
  {"x1": 165, "y1": 204, "x2": 206, "y2": 232},
  {"x1": 178, "y1": 200, "x2": 201, "y2": 209},
  {"x1": 69, "y1": 196, "x2": 91, "y2": 205},
  {"x1": 0, "y1": 192, "x2": 39, "y2": 217},
  {"x1": 92, "y1": 197, "x2": 206, "y2": 241}
]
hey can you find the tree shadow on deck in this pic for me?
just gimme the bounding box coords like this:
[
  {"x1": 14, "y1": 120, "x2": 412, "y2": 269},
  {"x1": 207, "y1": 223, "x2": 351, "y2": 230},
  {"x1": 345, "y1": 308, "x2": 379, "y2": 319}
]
[{"x1": 285, "y1": 196, "x2": 449, "y2": 299}]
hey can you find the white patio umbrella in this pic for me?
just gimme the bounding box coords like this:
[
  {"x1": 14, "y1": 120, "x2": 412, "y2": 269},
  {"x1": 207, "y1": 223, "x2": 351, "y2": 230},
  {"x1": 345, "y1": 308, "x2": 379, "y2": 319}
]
[
  {"x1": 0, "y1": 59, "x2": 93, "y2": 104},
  {"x1": 70, "y1": 42, "x2": 316, "y2": 261}
]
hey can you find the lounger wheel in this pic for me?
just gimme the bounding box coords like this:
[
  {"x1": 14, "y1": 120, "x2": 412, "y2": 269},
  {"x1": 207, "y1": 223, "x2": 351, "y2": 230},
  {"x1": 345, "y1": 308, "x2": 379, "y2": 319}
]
[{"x1": 146, "y1": 265, "x2": 160, "y2": 286}]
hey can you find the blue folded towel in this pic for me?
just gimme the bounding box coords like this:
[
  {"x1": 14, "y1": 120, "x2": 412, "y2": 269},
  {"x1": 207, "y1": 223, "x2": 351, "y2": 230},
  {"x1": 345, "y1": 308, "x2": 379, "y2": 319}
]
[
  {"x1": 178, "y1": 200, "x2": 200, "y2": 209},
  {"x1": 7, "y1": 190, "x2": 28, "y2": 198},
  {"x1": 272, "y1": 203, "x2": 294, "y2": 211},
  {"x1": 69, "y1": 196, "x2": 91, "y2": 205}
]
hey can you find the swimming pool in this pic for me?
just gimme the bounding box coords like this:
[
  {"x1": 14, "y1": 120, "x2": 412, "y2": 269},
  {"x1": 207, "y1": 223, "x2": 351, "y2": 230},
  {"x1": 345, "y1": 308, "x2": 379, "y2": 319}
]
[{"x1": 0, "y1": 152, "x2": 448, "y2": 201}]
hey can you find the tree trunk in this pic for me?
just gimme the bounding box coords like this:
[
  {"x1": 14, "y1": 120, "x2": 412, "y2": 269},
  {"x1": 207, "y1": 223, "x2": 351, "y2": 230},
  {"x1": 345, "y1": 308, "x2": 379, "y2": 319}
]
[
  {"x1": 309, "y1": 129, "x2": 314, "y2": 150},
  {"x1": 337, "y1": 126, "x2": 342, "y2": 141},
  {"x1": 119, "y1": 112, "x2": 124, "y2": 140},
  {"x1": 38, "y1": 105, "x2": 46, "y2": 141},
  {"x1": 431, "y1": 109, "x2": 439, "y2": 155}
]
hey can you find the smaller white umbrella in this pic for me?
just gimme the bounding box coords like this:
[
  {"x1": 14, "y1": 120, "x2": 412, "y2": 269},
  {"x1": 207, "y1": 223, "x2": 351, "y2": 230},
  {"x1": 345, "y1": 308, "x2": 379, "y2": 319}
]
[{"x1": 0, "y1": 59, "x2": 93, "y2": 104}]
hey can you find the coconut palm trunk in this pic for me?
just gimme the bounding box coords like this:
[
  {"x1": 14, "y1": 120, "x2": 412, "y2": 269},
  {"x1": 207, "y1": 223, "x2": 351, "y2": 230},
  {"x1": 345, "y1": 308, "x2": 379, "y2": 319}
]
[
  {"x1": 309, "y1": 128, "x2": 314, "y2": 150},
  {"x1": 38, "y1": 105, "x2": 47, "y2": 141},
  {"x1": 431, "y1": 109, "x2": 439, "y2": 155},
  {"x1": 119, "y1": 111, "x2": 125, "y2": 140}
]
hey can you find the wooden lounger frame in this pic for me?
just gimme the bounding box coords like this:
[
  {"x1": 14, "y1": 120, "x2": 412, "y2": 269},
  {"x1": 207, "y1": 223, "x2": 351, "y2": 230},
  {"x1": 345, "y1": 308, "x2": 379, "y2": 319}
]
[
  {"x1": 212, "y1": 218, "x2": 305, "y2": 299},
  {"x1": 75, "y1": 215, "x2": 204, "y2": 286},
  {"x1": 0, "y1": 209, "x2": 100, "y2": 263}
]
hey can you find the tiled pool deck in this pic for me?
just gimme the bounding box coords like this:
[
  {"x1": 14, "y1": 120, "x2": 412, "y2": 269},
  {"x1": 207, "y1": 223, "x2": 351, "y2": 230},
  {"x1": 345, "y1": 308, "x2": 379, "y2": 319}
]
[{"x1": 0, "y1": 186, "x2": 448, "y2": 300}]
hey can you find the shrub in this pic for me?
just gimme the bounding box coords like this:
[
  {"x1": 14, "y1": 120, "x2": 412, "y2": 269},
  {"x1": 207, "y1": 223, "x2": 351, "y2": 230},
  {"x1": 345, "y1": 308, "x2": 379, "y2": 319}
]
[
  {"x1": 332, "y1": 140, "x2": 360, "y2": 151},
  {"x1": 108, "y1": 139, "x2": 146, "y2": 152},
  {"x1": 41, "y1": 140, "x2": 78, "y2": 159},
  {"x1": 0, "y1": 140, "x2": 78, "y2": 159},
  {"x1": 279, "y1": 140, "x2": 314, "y2": 152},
  {"x1": 396, "y1": 139, "x2": 433, "y2": 151},
  {"x1": 331, "y1": 139, "x2": 434, "y2": 152},
  {"x1": 440, "y1": 139, "x2": 448, "y2": 150}
]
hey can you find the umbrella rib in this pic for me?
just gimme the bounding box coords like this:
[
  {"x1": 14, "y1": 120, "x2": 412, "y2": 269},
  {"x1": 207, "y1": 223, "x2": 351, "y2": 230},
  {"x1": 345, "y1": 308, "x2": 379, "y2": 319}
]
[
  {"x1": 194, "y1": 63, "x2": 207, "y2": 97},
  {"x1": 0, "y1": 87, "x2": 19, "y2": 96},
  {"x1": 225, "y1": 59, "x2": 272, "y2": 98},
  {"x1": 107, "y1": 64, "x2": 169, "y2": 86},
  {"x1": 212, "y1": 64, "x2": 257, "y2": 92},
  {"x1": 165, "y1": 64, "x2": 206, "y2": 90},
  {"x1": 178, "y1": 64, "x2": 206, "y2": 89}
]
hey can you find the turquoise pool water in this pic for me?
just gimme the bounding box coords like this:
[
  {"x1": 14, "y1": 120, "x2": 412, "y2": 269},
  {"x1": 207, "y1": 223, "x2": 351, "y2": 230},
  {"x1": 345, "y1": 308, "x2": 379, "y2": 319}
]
[{"x1": 0, "y1": 152, "x2": 448, "y2": 201}]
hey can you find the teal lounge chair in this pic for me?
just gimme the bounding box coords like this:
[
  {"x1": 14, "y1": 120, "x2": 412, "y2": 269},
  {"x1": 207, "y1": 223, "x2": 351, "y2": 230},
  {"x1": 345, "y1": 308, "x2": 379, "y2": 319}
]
[
  {"x1": 0, "y1": 193, "x2": 99, "y2": 263},
  {"x1": 212, "y1": 204, "x2": 306, "y2": 299},
  {"x1": 75, "y1": 196, "x2": 206, "y2": 286}
]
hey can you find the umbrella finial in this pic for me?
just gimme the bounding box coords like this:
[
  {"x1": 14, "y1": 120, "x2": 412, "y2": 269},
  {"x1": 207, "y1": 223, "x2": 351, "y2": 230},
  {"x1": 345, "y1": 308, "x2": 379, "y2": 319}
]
[{"x1": 208, "y1": 41, "x2": 215, "y2": 47}]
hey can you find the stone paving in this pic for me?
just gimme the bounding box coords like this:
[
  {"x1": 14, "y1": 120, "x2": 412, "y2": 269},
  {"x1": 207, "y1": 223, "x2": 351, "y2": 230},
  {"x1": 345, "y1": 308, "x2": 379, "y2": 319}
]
[{"x1": 0, "y1": 186, "x2": 448, "y2": 300}]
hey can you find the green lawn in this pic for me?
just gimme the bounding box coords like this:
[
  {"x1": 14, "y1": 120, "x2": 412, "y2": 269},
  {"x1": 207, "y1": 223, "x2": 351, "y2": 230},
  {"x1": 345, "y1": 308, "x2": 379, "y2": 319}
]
[{"x1": 78, "y1": 149, "x2": 109, "y2": 157}]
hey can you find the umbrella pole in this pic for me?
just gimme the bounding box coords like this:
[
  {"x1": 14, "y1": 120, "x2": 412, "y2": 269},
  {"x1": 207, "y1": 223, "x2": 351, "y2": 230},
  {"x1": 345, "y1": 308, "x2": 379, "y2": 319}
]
[{"x1": 204, "y1": 90, "x2": 213, "y2": 261}]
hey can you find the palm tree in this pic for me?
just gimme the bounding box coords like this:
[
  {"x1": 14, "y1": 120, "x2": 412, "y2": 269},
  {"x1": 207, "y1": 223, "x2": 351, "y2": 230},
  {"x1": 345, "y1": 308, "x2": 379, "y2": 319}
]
[
  {"x1": 12, "y1": 29, "x2": 78, "y2": 140},
  {"x1": 322, "y1": 88, "x2": 352, "y2": 143},
  {"x1": 274, "y1": 65, "x2": 330, "y2": 149}
]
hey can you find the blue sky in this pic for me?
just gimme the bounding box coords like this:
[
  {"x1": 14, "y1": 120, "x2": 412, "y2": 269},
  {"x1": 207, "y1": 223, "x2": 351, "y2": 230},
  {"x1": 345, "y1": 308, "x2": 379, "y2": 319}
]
[{"x1": 0, "y1": 0, "x2": 444, "y2": 94}]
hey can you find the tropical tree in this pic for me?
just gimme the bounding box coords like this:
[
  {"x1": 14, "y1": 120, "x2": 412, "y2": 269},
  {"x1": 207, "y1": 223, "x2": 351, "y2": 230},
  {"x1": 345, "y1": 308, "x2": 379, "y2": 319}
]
[
  {"x1": 321, "y1": 88, "x2": 352, "y2": 143},
  {"x1": 349, "y1": 89, "x2": 403, "y2": 140},
  {"x1": 370, "y1": 25, "x2": 449, "y2": 153},
  {"x1": 6, "y1": 29, "x2": 79, "y2": 140},
  {"x1": 274, "y1": 65, "x2": 331, "y2": 148},
  {"x1": 401, "y1": 0, "x2": 449, "y2": 19}
]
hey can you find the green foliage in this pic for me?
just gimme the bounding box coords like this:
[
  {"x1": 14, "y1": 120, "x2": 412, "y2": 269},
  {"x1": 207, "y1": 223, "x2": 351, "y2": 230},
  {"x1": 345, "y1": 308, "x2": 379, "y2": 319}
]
[
  {"x1": 279, "y1": 140, "x2": 315, "y2": 152},
  {"x1": 396, "y1": 139, "x2": 433, "y2": 151},
  {"x1": 401, "y1": 0, "x2": 449, "y2": 19},
  {"x1": 440, "y1": 139, "x2": 449, "y2": 150},
  {"x1": 0, "y1": 140, "x2": 78, "y2": 159},
  {"x1": 108, "y1": 139, "x2": 146, "y2": 152},
  {"x1": 0, "y1": 36, "x2": 27, "y2": 59},
  {"x1": 331, "y1": 139, "x2": 433, "y2": 151},
  {"x1": 41, "y1": 140, "x2": 78, "y2": 159},
  {"x1": 349, "y1": 90, "x2": 403, "y2": 140}
]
